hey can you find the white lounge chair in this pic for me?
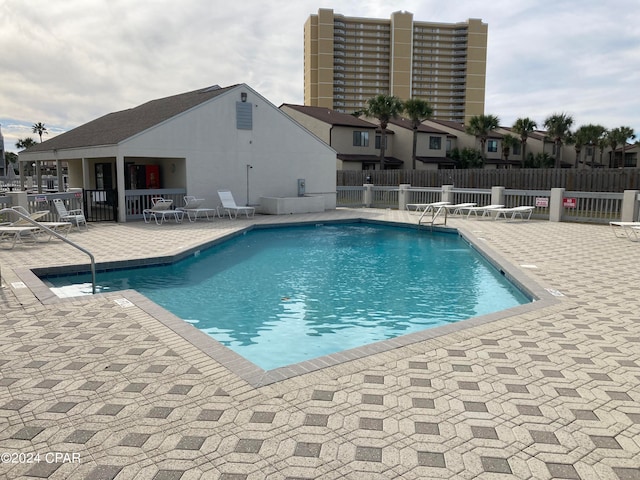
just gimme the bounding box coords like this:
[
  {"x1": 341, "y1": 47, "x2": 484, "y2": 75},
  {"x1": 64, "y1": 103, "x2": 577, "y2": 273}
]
[
  {"x1": 609, "y1": 221, "x2": 640, "y2": 239},
  {"x1": 143, "y1": 197, "x2": 184, "y2": 225},
  {"x1": 494, "y1": 206, "x2": 535, "y2": 221},
  {"x1": 8, "y1": 206, "x2": 72, "y2": 238},
  {"x1": 406, "y1": 201, "x2": 450, "y2": 212},
  {"x1": 217, "y1": 190, "x2": 255, "y2": 219},
  {"x1": 444, "y1": 203, "x2": 477, "y2": 215},
  {"x1": 53, "y1": 198, "x2": 88, "y2": 231},
  {"x1": 463, "y1": 204, "x2": 505, "y2": 219},
  {"x1": 0, "y1": 226, "x2": 41, "y2": 249},
  {"x1": 178, "y1": 196, "x2": 218, "y2": 222}
]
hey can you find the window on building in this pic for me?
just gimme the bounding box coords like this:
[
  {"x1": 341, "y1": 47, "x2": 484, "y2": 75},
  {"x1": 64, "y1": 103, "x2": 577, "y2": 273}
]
[
  {"x1": 487, "y1": 140, "x2": 498, "y2": 153},
  {"x1": 446, "y1": 139, "x2": 452, "y2": 152},
  {"x1": 429, "y1": 136, "x2": 441, "y2": 150},
  {"x1": 353, "y1": 131, "x2": 369, "y2": 147},
  {"x1": 512, "y1": 143, "x2": 521, "y2": 155},
  {"x1": 624, "y1": 153, "x2": 637, "y2": 167},
  {"x1": 375, "y1": 135, "x2": 387, "y2": 150}
]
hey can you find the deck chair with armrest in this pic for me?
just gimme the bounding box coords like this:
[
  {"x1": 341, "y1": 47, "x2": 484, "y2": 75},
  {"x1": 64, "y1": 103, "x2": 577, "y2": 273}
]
[
  {"x1": 217, "y1": 190, "x2": 255, "y2": 219},
  {"x1": 143, "y1": 197, "x2": 184, "y2": 225},
  {"x1": 178, "y1": 196, "x2": 218, "y2": 222},
  {"x1": 53, "y1": 198, "x2": 88, "y2": 231}
]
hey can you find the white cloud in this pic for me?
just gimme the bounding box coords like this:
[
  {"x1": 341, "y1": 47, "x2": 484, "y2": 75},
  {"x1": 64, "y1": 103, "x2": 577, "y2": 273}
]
[{"x1": 1, "y1": 0, "x2": 639, "y2": 153}]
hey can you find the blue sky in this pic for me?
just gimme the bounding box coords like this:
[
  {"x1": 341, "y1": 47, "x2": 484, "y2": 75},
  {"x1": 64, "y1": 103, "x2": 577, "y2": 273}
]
[{"x1": 1, "y1": 0, "x2": 639, "y2": 153}]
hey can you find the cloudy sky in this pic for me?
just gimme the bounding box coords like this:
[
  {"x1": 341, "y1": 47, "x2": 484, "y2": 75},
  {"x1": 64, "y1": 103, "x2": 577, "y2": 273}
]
[{"x1": 1, "y1": 0, "x2": 639, "y2": 153}]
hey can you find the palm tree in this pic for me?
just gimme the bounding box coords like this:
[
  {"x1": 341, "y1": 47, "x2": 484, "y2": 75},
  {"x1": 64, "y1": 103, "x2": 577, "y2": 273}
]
[
  {"x1": 607, "y1": 128, "x2": 620, "y2": 167},
  {"x1": 570, "y1": 126, "x2": 590, "y2": 168},
  {"x1": 32, "y1": 122, "x2": 48, "y2": 143},
  {"x1": 403, "y1": 98, "x2": 433, "y2": 169},
  {"x1": 577, "y1": 124, "x2": 607, "y2": 167},
  {"x1": 501, "y1": 134, "x2": 517, "y2": 164},
  {"x1": 607, "y1": 127, "x2": 636, "y2": 168},
  {"x1": 511, "y1": 117, "x2": 537, "y2": 168},
  {"x1": 465, "y1": 114, "x2": 500, "y2": 167},
  {"x1": 364, "y1": 94, "x2": 404, "y2": 169},
  {"x1": 596, "y1": 130, "x2": 609, "y2": 167},
  {"x1": 617, "y1": 126, "x2": 636, "y2": 168},
  {"x1": 16, "y1": 137, "x2": 37, "y2": 150},
  {"x1": 543, "y1": 113, "x2": 574, "y2": 168}
]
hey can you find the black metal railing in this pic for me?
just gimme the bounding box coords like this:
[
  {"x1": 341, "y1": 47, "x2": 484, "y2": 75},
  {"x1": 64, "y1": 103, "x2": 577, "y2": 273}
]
[{"x1": 83, "y1": 189, "x2": 117, "y2": 222}]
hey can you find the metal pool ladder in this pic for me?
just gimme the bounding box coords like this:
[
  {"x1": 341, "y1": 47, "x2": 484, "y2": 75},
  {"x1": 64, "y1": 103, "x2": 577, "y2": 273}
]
[
  {"x1": 0, "y1": 208, "x2": 96, "y2": 294},
  {"x1": 417, "y1": 202, "x2": 448, "y2": 228}
]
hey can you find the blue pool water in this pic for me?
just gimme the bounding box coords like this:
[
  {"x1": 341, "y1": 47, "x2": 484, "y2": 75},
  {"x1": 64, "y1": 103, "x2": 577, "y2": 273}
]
[{"x1": 47, "y1": 223, "x2": 530, "y2": 370}]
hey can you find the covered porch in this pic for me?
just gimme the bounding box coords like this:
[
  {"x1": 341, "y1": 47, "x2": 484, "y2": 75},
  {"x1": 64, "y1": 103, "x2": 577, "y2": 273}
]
[{"x1": 19, "y1": 151, "x2": 187, "y2": 222}]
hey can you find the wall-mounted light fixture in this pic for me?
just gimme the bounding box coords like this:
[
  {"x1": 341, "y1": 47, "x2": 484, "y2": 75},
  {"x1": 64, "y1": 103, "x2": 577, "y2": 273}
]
[{"x1": 241, "y1": 92, "x2": 247, "y2": 102}]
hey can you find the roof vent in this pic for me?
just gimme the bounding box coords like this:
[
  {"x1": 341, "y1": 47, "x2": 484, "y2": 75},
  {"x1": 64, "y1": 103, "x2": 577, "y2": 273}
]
[{"x1": 202, "y1": 85, "x2": 221, "y2": 93}]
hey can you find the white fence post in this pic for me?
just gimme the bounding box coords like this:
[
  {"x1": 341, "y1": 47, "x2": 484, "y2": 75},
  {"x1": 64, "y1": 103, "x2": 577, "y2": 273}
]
[
  {"x1": 621, "y1": 190, "x2": 639, "y2": 222},
  {"x1": 398, "y1": 184, "x2": 411, "y2": 211},
  {"x1": 363, "y1": 183, "x2": 373, "y2": 208},
  {"x1": 549, "y1": 188, "x2": 565, "y2": 222},
  {"x1": 442, "y1": 184, "x2": 454, "y2": 203},
  {"x1": 491, "y1": 186, "x2": 505, "y2": 205},
  {"x1": 6, "y1": 191, "x2": 29, "y2": 210}
]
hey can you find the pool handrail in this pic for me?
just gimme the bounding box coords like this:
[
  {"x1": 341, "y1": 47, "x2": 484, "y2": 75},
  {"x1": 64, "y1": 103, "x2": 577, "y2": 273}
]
[
  {"x1": 0, "y1": 208, "x2": 96, "y2": 294},
  {"x1": 418, "y1": 202, "x2": 449, "y2": 227}
]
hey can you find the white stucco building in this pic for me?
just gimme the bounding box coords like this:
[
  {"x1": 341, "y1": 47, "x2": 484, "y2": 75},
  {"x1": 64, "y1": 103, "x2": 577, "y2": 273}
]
[{"x1": 18, "y1": 84, "x2": 337, "y2": 222}]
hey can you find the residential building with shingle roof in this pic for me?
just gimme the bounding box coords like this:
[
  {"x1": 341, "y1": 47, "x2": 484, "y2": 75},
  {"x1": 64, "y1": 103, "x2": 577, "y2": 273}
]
[{"x1": 19, "y1": 84, "x2": 338, "y2": 221}]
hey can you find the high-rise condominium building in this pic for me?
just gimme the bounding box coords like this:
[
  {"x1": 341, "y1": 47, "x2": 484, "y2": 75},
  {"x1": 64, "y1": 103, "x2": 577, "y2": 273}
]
[{"x1": 304, "y1": 9, "x2": 488, "y2": 123}]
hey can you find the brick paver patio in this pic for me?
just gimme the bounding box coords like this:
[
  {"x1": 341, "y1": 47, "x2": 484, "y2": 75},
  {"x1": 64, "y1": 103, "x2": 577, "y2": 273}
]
[{"x1": 0, "y1": 209, "x2": 639, "y2": 479}]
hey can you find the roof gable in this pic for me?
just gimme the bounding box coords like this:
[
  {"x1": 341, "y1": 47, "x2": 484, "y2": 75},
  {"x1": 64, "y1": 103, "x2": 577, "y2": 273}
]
[
  {"x1": 24, "y1": 84, "x2": 238, "y2": 153},
  {"x1": 281, "y1": 104, "x2": 377, "y2": 129}
]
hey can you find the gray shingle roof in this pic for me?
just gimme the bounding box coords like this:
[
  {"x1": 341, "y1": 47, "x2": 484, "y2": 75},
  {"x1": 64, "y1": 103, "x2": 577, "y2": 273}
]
[
  {"x1": 429, "y1": 119, "x2": 503, "y2": 139},
  {"x1": 389, "y1": 117, "x2": 449, "y2": 134},
  {"x1": 24, "y1": 84, "x2": 238, "y2": 153},
  {"x1": 281, "y1": 104, "x2": 377, "y2": 129}
]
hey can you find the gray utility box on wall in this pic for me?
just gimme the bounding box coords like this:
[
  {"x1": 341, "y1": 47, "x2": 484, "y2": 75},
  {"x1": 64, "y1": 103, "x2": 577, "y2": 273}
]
[{"x1": 297, "y1": 179, "x2": 306, "y2": 197}]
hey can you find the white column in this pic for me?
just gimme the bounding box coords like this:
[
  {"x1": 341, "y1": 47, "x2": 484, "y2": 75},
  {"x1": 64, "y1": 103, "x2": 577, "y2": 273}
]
[
  {"x1": 6, "y1": 191, "x2": 29, "y2": 211},
  {"x1": 82, "y1": 158, "x2": 91, "y2": 189},
  {"x1": 621, "y1": 190, "x2": 639, "y2": 222},
  {"x1": 398, "y1": 184, "x2": 411, "y2": 210},
  {"x1": 549, "y1": 188, "x2": 565, "y2": 222},
  {"x1": 35, "y1": 161, "x2": 42, "y2": 193},
  {"x1": 491, "y1": 186, "x2": 505, "y2": 205},
  {"x1": 442, "y1": 184, "x2": 454, "y2": 203},
  {"x1": 363, "y1": 183, "x2": 373, "y2": 208},
  {"x1": 116, "y1": 154, "x2": 126, "y2": 222},
  {"x1": 55, "y1": 150, "x2": 63, "y2": 192}
]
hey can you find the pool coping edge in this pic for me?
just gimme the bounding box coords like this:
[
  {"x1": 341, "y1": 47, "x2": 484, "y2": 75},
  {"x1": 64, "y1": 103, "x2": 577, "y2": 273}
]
[{"x1": 11, "y1": 217, "x2": 561, "y2": 388}]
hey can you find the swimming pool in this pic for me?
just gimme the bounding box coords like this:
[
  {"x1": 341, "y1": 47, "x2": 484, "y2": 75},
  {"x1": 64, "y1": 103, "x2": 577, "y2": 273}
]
[{"x1": 46, "y1": 223, "x2": 530, "y2": 370}]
